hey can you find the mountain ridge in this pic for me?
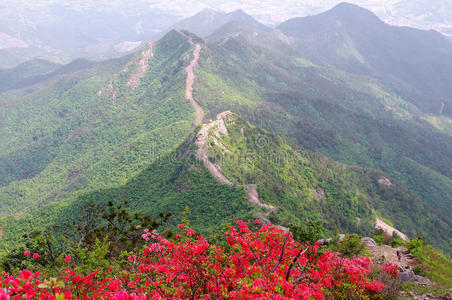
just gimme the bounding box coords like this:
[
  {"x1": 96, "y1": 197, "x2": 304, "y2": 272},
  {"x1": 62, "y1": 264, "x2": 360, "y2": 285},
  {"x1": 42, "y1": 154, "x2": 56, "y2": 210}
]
[
  {"x1": 1, "y1": 10, "x2": 452, "y2": 254},
  {"x1": 277, "y1": 2, "x2": 452, "y2": 116}
]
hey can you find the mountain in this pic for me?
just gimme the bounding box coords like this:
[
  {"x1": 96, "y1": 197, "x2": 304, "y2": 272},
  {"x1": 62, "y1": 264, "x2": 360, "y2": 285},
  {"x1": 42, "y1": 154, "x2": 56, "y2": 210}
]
[
  {"x1": 277, "y1": 2, "x2": 452, "y2": 116},
  {"x1": 173, "y1": 8, "x2": 269, "y2": 38},
  {"x1": 4, "y1": 112, "x2": 450, "y2": 253},
  {"x1": 1, "y1": 11, "x2": 452, "y2": 255},
  {"x1": 0, "y1": 59, "x2": 102, "y2": 93},
  {"x1": 0, "y1": 2, "x2": 180, "y2": 68},
  {"x1": 193, "y1": 21, "x2": 452, "y2": 243},
  {"x1": 0, "y1": 30, "x2": 202, "y2": 219}
]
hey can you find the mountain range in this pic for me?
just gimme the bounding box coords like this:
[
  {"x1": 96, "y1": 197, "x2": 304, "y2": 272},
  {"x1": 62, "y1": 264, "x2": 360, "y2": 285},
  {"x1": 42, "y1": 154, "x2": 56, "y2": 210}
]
[
  {"x1": 2, "y1": 0, "x2": 451, "y2": 67},
  {"x1": 1, "y1": 2, "x2": 452, "y2": 256}
]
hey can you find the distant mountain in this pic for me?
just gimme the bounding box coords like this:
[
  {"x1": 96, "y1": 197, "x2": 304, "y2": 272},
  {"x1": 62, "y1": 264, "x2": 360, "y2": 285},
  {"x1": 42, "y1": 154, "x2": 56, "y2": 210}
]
[
  {"x1": 0, "y1": 59, "x2": 61, "y2": 92},
  {"x1": 0, "y1": 59, "x2": 100, "y2": 93},
  {"x1": 173, "y1": 8, "x2": 269, "y2": 37},
  {"x1": 0, "y1": 2, "x2": 179, "y2": 68},
  {"x1": 277, "y1": 2, "x2": 452, "y2": 116}
]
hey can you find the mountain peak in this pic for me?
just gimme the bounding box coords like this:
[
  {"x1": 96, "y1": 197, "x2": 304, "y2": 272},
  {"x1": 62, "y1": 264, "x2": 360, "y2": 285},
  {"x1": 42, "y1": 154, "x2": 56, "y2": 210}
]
[
  {"x1": 326, "y1": 2, "x2": 382, "y2": 24},
  {"x1": 173, "y1": 7, "x2": 267, "y2": 38},
  {"x1": 228, "y1": 9, "x2": 248, "y2": 16},
  {"x1": 197, "y1": 8, "x2": 223, "y2": 16}
]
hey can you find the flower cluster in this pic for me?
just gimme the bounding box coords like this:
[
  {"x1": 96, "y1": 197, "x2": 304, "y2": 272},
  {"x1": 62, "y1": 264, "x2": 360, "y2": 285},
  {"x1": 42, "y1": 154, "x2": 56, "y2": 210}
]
[{"x1": 0, "y1": 221, "x2": 395, "y2": 299}]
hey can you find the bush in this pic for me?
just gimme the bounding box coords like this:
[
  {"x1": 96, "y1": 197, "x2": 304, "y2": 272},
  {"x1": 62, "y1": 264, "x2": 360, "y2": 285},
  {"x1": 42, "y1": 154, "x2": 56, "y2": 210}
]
[
  {"x1": 0, "y1": 221, "x2": 394, "y2": 299},
  {"x1": 329, "y1": 233, "x2": 369, "y2": 258}
]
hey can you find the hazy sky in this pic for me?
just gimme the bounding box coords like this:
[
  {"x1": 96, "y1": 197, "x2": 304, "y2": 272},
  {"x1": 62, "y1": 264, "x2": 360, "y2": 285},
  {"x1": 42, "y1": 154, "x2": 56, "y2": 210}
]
[{"x1": 2, "y1": 0, "x2": 452, "y2": 32}]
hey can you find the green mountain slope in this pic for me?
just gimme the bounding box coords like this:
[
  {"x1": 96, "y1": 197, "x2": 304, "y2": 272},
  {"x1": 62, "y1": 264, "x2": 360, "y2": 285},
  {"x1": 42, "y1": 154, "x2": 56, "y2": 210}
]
[
  {"x1": 0, "y1": 30, "x2": 200, "y2": 216},
  {"x1": 201, "y1": 113, "x2": 451, "y2": 244},
  {"x1": 1, "y1": 21, "x2": 451, "y2": 255},
  {"x1": 277, "y1": 2, "x2": 452, "y2": 117},
  {"x1": 193, "y1": 22, "x2": 452, "y2": 228},
  {"x1": 5, "y1": 112, "x2": 449, "y2": 253}
]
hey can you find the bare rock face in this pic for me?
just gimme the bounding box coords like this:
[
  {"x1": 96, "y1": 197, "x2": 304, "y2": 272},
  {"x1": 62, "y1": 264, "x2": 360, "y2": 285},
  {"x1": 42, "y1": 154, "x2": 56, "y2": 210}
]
[
  {"x1": 399, "y1": 270, "x2": 431, "y2": 283},
  {"x1": 126, "y1": 43, "x2": 154, "y2": 90},
  {"x1": 408, "y1": 289, "x2": 452, "y2": 300},
  {"x1": 311, "y1": 188, "x2": 326, "y2": 201},
  {"x1": 375, "y1": 217, "x2": 409, "y2": 242},
  {"x1": 378, "y1": 177, "x2": 393, "y2": 187},
  {"x1": 361, "y1": 237, "x2": 377, "y2": 247},
  {"x1": 399, "y1": 270, "x2": 416, "y2": 282}
]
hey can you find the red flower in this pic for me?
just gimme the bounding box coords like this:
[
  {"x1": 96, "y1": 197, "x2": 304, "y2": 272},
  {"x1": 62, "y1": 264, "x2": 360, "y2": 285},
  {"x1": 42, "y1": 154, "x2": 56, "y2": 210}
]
[
  {"x1": 64, "y1": 256, "x2": 71, "y2": 263},
  {"x1": 32, "y1": 253, "x2": 40, "y2": 259},
  {"x1": 24, "y1": 251, "x2": 30, "y2": 257}
]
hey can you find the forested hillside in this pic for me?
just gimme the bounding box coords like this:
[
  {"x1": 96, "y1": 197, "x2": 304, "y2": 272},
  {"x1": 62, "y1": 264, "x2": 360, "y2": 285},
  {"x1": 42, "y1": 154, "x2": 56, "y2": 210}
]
[
  {"x1": 1, "y1": 3, "x2": 452, "y2": 258},
  {"x1": 0, "y1": 30, "x2": 200, "y2": 219},
  {"x1": 277, "y1": 2, "x2": 452, "y2": 116},
  {"x1": 2, "y1": 112, "x2": 451, "y2": 254},
  {"x1": 194, "y1": 20, "x2": 452, "y2": 235}
]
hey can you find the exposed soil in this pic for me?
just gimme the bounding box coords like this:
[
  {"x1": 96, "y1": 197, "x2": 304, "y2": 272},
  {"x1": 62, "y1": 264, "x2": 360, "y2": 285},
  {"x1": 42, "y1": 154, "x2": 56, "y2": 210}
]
[
  {"x1": 367, "y1": 244, "x2": 415, "y2": 268},
  {"x1": 185, "y1": 44, "x2": 204, "y2": 125},
  {"x1": 195, "y1": 112, "x2": 278, "y2": 225},
  {"x1": 126, "y1": 42, "x2": 153, "y2": 90},
  {"x1": 375, "y1": 217, "x2": 409, "y2": 241}
]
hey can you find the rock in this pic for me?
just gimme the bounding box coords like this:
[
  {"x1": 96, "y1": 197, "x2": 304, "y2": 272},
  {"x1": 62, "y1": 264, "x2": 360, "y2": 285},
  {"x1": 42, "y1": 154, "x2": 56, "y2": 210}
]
[
  {"x1": 378, "y1": 177, "x2": 393, "y2": 187},
  {"x1": 414, "y1": 275, "x2": 431, "y2": 283},
  {"x1": 399, "y1": 270, "x2": 416, "y2": 282},
  {"x1": 375, "y1": 217, "x2": 409, "y2": 242},
  {"x1": 361, "y1": 237, "x2": 377, "y2": 247},
  {"x1": 405, "y1": 253, "x2": 414, "y2": 259},
  {"x1": 318, "y1": 238, "x2": 332, "y2": 245}
]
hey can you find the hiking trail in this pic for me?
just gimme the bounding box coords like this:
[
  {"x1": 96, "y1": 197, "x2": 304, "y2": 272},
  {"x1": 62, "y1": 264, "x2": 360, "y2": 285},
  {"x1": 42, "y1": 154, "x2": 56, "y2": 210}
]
[
  {"x1": 185, "y1": 43, "x2": 204, "y2": 126},
  {"x1": 195, "y1": 111, "x2": 278, "y2": 225}
]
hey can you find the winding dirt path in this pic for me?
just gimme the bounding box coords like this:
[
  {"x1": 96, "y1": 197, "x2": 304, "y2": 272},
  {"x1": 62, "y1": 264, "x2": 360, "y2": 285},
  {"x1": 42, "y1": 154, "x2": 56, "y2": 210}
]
[
  {"x1": 182, "y1": 39, "x2": 277, "y2": 225},
  {"x1": 195, "y1": 112, "x2": 277, "y2": 225},
  {"x1": 367, "y1": 244, "x2": 414, "y2": 269},
  {"x1": 195, "y1": 112, "x2": 233, "y2": 186},
  {"x1": 185, "y1": 44, "x2": 204, "y2": 126}
]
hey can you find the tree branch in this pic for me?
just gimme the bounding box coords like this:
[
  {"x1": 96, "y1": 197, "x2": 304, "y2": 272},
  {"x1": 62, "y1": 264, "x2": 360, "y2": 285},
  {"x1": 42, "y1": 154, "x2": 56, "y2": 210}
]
[
  {"x1": 285, "y1": 246, "x2": 309, "y2": 281},
  {"x1": 271, "y1": 231, "x2": 291, "y2": 273}
]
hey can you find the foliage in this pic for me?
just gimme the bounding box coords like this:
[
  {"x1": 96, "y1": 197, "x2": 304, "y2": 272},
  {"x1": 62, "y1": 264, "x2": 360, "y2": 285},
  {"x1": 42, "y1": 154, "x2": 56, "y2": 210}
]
[
  {"x1": 195, "y1": 25, "x2": 452, "y2": 252},
  {"x1": 290, "y1": 221, "x2": 323, "y2": 244},
  {"x1": 328, "y1": 234, "x2": 369, "y2": 259},
  {"x1": 388, "y1": 233, "x2": 405, "y2": 248},
  {"x1": 0, "y1": 31, "x2": 198, "y2": 250},
  {"x1": 372, "y1": 229, "x2": 405, "y2": 248},
  {"x1": 407, "y1": 238, "x2": 452, "y2": 288},
  {"x1": 0, "y1": 221, "x2": 397, "y2": 299},
  {"x1": 201, "y1": 113, "x2": 451, "y2": 248}
]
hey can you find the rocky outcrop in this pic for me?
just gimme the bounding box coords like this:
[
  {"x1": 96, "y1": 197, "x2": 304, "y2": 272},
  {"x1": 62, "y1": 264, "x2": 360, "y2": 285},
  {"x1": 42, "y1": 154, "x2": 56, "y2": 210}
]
[
  {"x1": 378, "y1": 177, "x2": 393, "y2": 187},
  {"x1": 398, "y1": 270, "x2": 431, "y2": 283},
  {"x1": 195, "y1": 112, "x2": 233, "y2": 186},
  {"x1": 125, "y1": 42, "x2": 153, "y2": 90},
  {"x1": 375, "y1": 217, "x2": 409, "y2": 242},
  {"x1": 361, "y1": 237, "x2": 377, "y2": 247},
  {"x1": 195, "y1": 112, "x2": 279, "y2": 226},
  {"x1": 407, "y1": 289, "x2": 452, "y2": 300}
]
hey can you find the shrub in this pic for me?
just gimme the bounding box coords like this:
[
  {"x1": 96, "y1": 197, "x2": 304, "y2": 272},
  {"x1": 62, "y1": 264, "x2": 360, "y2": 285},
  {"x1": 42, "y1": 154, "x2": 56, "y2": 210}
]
[
  {"x1": 0, "y1": 221, "x2": 394, "y2": 299},
  {"x1": 329, "y1": 234, "x2": 369, "y2": 258}
]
